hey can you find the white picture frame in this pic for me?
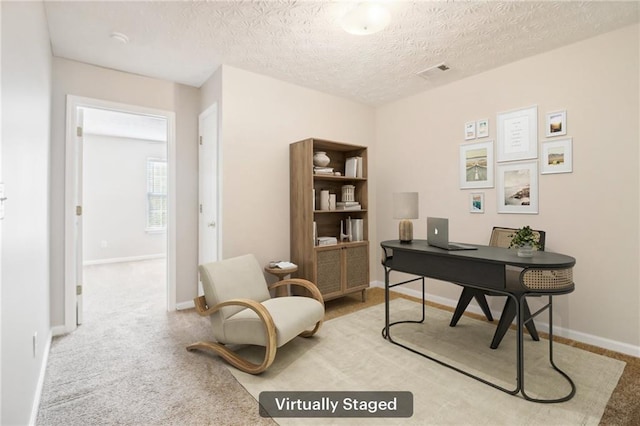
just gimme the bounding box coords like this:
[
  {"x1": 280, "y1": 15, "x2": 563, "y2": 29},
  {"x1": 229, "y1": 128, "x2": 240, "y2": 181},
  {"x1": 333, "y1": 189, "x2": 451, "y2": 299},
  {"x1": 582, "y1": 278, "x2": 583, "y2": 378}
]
[
  {"x1": 497, "y1": 160, "x2": 538, "y2": 214},
  {"x1": 541, "y1": 138, "x2": 572, "y2": 174},
  {"x1": 464, "y1": 121, "x2": 476, "y2": 140},
  {"x1": 497, "y1": 105, "x2": 538, "y2": 162},
  {"x1": 545, "y1": 110, "x2": 567, "y2": 137},
  {"x1": 469, "y1": 192, "x2": 484, "y2": 213},
  {"x1": 476, "y1": 118, "x2": 489, "y2": 138},
  {"x1": 459, "y1": 141, "x2": 494, "y2": 189}
]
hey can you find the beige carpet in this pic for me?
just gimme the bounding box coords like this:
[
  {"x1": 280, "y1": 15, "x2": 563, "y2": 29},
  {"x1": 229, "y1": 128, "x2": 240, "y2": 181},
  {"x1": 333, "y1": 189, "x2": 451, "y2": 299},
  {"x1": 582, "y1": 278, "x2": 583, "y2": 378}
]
[{"x1": 230, "y1": 298, "x2": 625, "y2": 425}]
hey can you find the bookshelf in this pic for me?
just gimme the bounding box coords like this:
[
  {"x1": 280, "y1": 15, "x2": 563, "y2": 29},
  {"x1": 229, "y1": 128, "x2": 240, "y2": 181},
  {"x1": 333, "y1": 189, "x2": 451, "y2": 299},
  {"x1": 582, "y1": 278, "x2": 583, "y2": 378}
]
[{"x1": 290, "y1": 138, "x2": 369, "y2": 301}]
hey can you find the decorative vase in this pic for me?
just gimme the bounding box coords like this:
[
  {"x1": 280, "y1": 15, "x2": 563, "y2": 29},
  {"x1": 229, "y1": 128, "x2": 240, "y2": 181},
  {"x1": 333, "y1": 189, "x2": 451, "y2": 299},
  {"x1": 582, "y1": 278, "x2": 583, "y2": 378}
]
[
  {"x1": 517, "y1": 244, "x2": 534, "y2": 257},
  {"x1": 313, "y1": 151, "x2": 330, "y2": 167}
]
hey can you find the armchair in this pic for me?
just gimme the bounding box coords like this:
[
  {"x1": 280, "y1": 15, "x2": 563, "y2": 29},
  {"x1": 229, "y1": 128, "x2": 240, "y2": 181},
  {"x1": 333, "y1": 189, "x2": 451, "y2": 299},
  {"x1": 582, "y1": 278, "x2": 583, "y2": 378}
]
[{"x1": 187, "y1": 254, "x2": 324, "y2": 374}]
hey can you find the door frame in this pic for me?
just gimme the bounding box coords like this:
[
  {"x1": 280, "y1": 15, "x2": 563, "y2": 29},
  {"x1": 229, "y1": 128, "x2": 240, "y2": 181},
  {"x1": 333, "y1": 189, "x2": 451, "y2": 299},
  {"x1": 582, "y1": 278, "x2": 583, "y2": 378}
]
[{"x1": 63, "y1": 95, "x2": 177, "y2": 333}]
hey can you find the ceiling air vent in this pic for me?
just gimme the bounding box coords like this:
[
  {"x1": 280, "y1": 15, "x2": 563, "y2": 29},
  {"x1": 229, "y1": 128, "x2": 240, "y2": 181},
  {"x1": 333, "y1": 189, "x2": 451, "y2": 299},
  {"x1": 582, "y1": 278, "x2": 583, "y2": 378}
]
[{"x1": 416, "y1": 63, "x2": 450, "y2": 80}]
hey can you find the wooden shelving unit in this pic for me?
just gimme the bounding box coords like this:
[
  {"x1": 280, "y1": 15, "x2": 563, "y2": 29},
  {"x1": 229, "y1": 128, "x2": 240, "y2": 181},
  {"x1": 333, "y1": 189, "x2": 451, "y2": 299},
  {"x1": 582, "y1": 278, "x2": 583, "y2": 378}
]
[{"x1": 290, "y1": 138, "x2": 369, "y2": 301}]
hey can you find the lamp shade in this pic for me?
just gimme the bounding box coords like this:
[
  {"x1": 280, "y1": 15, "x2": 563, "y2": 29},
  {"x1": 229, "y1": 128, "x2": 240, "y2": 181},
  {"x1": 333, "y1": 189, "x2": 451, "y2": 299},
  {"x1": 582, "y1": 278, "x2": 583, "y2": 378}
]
[{"x1": 393, "y1": 192, "x2": 419, "y2": 219}]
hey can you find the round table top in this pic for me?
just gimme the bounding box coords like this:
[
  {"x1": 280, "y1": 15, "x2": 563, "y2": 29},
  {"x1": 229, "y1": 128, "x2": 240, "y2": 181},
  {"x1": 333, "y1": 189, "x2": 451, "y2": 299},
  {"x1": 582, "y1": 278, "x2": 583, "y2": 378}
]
[{"x1": 264, "y1": 265, "x2": 298, "y2": 277}]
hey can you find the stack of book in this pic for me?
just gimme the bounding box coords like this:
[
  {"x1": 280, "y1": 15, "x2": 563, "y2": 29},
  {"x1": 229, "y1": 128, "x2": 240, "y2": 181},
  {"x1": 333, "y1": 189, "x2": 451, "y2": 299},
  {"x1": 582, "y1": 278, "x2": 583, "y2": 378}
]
[
  {"x1": 314, "y1": 166, "x2": 334, "y2": 175},
  {"x1": 317, "y1": 236, "x2": 338, "y2": 246},
  {"x1": 336, "y1": 201, "x2": 361, "y2": 211}
]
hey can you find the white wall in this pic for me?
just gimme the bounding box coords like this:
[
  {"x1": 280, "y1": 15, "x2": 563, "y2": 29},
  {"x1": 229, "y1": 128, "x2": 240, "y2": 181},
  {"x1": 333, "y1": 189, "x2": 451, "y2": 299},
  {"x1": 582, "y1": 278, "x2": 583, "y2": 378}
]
[
  {"x1": 50, "y1": 58, "x2": 200, "y2": 324},
  {"x1": 83, "y1": 134, "x2": 166, "y2": 263},
  {"x1": 1, "y1": 2, "x2": 52, "y2": 424},
  {"x1": 199, "y1": 65, "x2": 378, "y2": 282},
  {"x1": 376, "y1": 24, "x2": 640, "y2": 354}
]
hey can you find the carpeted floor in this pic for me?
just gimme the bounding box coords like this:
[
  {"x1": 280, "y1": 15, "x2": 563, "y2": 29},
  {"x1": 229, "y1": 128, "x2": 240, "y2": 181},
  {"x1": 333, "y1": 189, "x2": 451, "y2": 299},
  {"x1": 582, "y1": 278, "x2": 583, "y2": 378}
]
[{"x1": 37, "y1": 259, "x2": 640, "y2": 425}]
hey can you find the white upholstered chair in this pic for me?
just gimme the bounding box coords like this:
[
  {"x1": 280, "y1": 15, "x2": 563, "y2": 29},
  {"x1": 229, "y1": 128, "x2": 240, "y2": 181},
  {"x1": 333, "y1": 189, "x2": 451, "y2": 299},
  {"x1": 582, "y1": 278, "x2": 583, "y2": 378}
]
[{"x1": 187, "y1": 254, "x2": 324, "y2": 374}]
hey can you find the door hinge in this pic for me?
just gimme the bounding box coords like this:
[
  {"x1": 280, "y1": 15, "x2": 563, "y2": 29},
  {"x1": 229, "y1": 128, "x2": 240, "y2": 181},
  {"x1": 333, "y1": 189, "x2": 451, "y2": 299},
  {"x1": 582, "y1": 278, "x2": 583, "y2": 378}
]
[
  {"x1": 199, "y1": 204, "x2": 203, "y2": 213},
  {"x1": 76, "y1": 285, "x2": 82, "y2": 295},
  {"x1": 76, "y1": 205, "x2": 82, "y2": 216},
  {"x1": 199, "y1": 136, "x2": 203, "y2": 145},
  {"x1": 76, "y1": 126, "x2": 83, "y2": 137}
]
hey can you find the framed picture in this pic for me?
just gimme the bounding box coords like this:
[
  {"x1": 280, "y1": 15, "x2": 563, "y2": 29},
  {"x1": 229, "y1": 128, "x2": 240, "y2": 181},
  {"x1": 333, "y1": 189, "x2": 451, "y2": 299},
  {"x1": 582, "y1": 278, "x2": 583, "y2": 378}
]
[
  {"x1": 464, "y1": 121, "x2": 476, "y2": 140},
  {"x1": 459, "y1": 141, "x2": 494, "y2": 189},
  {"x1": 541, "y1": 138, "x2": 572, "y2": 174},
  {"x1": 469, "y1": 192, "x2": 484, "y2": 213},
  {"x1": 476, "y1": 119, "x2": 489, "y2": 138},
  {"x1": 545, "y1": 110, "x2": 567, "y2": 137},
  {"x1": 497, "y1": 105, "x2": 538, "y2": 162},
  {"x1": 497, "y1": 160, "x2": 538, "y2": 214}
]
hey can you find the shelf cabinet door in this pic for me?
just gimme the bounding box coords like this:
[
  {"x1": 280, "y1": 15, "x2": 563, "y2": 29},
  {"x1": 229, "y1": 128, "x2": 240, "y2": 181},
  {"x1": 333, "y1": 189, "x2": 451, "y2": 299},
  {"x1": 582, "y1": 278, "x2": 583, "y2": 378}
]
[{"x1": 313, "y1": 242, "x2": 369, "y2": 300}]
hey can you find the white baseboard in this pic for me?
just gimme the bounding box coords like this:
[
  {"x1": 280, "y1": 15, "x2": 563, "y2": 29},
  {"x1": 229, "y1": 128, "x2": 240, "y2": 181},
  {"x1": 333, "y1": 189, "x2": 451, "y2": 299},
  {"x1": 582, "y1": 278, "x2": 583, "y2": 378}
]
[
  {"x1": 83, "y1": 253, "x2": 166, "y2": 266},
  {"x1": 30, "y1": 330, "x2": 52, "y2": 426},
  {"x1": 176, "y1": 300, "x2": 195, "y2": 310},
  {"x1": 370, "y1": 280, "x2": 640, "y2": 358}
]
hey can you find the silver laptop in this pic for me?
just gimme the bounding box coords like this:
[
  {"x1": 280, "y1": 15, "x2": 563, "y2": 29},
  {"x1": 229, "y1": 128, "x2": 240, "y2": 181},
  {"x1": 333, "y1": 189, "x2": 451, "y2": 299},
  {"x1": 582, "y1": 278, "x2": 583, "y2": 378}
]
[{"x1": 427, "y1": 217, "x2": 477, "y2": 251}]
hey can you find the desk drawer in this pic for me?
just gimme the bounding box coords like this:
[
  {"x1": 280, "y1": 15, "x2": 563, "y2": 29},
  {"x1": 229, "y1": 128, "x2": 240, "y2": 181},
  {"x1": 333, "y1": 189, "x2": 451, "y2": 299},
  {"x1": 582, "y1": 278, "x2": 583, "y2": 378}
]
[{"x1": 393, "y1": 250, "x2": 505, "y2": 290}]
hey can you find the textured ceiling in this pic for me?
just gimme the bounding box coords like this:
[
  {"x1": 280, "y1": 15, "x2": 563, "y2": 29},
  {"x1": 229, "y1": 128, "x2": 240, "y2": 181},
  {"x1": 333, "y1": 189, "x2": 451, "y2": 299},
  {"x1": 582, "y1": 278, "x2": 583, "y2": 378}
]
[{"x1": 44, "y1": 1, "x2": 639, "y2": 106}]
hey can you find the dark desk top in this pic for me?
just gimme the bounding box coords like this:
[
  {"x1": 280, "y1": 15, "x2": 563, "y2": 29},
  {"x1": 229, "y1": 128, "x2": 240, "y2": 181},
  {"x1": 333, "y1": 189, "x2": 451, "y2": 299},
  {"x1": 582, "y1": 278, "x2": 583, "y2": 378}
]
[{"x1": 381, "y1": 239, "x2": 576, "y2": 269}]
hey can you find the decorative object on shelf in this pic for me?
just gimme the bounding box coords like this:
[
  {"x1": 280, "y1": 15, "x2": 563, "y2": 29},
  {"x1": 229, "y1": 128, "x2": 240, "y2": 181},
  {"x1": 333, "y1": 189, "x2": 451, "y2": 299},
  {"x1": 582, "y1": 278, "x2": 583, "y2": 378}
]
[
  {"x1": 509, "y1": 225, "x2": 542, "y2": 257},
  {"x1": 459, "y1": 141, "x2": 494, "y2": 189},
  {"x1": 313, "y1": 151, "x2": 330, "y2": 167},
  {"x1": 341, "y1": 185, "x2": 355, "y2": 202},
  {"x1": 320, "y1": 190, "x2": 330, "y2": 211},
  {"x1": 497, "y1": 105, "x2": 538, "y2": 162},
  {"x1": 351, "y1": 219, "x2": 364, "y2": 242},
  {"x1": 329, "y1": 194, "x2": 336, "y2": 211},
  {"x1": 393, "y1": 192, "x2": 419, "y2": 243},
  {"x1": 545, "y1": 110, "x2": 567, "y2": 137},
  {"x1": 541, "y1": 138, "x2": 573, "y2": 174}
]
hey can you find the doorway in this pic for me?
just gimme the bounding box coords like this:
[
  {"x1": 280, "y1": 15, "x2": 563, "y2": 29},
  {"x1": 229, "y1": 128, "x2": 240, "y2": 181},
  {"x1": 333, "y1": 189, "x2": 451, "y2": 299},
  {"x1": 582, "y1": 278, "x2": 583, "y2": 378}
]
[{"x1": 64, "y1": 96, "x2": 177, "y2": 333}]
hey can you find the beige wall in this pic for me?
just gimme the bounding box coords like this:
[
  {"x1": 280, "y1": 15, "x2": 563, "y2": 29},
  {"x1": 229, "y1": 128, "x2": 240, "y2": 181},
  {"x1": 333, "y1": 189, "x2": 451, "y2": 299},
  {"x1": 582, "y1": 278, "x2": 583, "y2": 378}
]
[
  {"x1": 376, "y1": 24, "x2": 640, "y2": 353},
  {"x1": 1, "y1": 2, "x2": 52, "y2": 423},
  {"x1": 200, "y1": 65, "x2": 377, "y2": 282},
  {"x1": 50, "y1": 58, "x2": 200, "y2": 324}
]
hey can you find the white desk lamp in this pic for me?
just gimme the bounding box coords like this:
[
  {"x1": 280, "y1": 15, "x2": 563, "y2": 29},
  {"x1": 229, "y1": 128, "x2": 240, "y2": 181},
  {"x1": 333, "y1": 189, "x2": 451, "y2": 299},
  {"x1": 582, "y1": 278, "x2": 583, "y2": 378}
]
[{"x1": 393, "y1": 192, "x2": 419, "y2": 243}]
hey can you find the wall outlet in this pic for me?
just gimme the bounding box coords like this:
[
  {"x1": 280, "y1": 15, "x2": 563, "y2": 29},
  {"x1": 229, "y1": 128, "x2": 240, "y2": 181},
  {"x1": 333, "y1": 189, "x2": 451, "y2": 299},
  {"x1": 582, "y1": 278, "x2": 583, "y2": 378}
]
[{"x1": 33, "y1": 332, "x2": 38, "y2": 358}]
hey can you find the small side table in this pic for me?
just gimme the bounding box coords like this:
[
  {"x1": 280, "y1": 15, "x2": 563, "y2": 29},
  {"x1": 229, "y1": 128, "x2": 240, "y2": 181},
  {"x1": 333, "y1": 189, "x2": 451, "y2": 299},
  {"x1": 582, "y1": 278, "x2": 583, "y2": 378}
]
[{"x1": 264, "y1": 265, "x2": 298, "y2": 297}]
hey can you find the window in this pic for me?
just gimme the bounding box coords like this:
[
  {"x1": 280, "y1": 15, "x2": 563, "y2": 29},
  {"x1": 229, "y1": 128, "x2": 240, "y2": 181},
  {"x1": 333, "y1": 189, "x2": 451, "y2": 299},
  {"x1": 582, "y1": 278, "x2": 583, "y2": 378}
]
[{"x1": 146, "y1": 158, "x2": 167, "y2": 231}]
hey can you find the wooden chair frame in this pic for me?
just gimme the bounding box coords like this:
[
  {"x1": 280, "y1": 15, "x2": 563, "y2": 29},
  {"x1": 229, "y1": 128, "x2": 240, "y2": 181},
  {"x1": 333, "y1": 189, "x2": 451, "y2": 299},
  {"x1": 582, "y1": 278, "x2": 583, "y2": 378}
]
[{"x1": 187, "y1": 278, "x2": 323, "y2": 374}]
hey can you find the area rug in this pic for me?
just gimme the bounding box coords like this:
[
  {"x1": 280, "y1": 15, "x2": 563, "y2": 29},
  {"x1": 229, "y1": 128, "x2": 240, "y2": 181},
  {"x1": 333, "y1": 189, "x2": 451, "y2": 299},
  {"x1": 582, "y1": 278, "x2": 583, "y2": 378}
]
[{"x1": 229, "y1": 298, "x2": 625, "y2": 425}]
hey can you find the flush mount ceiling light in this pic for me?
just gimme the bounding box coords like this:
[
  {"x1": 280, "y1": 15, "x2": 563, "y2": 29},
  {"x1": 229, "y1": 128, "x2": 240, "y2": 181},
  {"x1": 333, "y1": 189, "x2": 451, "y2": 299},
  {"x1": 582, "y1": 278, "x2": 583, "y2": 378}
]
[
  {"x1": 341, "y1": 2, "x2": 391, "y2": 35},
  {"x1": 109, "y1": 31, "x2": 129, "y2": 44}
]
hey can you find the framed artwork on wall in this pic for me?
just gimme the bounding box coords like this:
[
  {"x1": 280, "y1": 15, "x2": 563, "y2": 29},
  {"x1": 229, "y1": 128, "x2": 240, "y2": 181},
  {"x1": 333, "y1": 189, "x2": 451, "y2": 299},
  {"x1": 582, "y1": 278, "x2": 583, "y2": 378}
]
[
  {"x1": 476, "y1": 119, "x2": 489, "y2": 138},
  {"x1": 469, "y1": 192, "x2": 485, "y2": 213},
  {"x1": 545, "y1": 110, "x2": 567, "y2": 137},
  {"x1": 464, "y1": 121, "x2": 476, "y2": 140},
  {"x1": 541, "y1": 138, "x2": 572, "y2": 174},
  {"x1": 459, "y1": 141, "x2": 494, "y2": 189},
  {"x1": 497, "y1": 160, "x2": 538, "y2": 214},
  {"x1": 497, "y1": 105, "x2": 538, "y2": 162}
]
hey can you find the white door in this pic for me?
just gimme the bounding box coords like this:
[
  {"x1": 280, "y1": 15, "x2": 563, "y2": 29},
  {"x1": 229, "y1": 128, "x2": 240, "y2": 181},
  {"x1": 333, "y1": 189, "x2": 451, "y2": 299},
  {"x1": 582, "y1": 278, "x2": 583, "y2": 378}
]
[
  {"x1": 198, "y1": 105, "x2": 219, "y2": 279},
  {"x1": 75, "y1": 107, "x2": 85, "y2": 325}
]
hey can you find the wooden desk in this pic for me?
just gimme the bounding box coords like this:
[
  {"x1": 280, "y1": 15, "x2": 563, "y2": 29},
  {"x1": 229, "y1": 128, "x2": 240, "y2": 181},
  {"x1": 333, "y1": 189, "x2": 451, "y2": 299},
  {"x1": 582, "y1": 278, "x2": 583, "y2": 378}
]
[{"x1": 380, "y1": 239, "x2": 576, "y2": 403}]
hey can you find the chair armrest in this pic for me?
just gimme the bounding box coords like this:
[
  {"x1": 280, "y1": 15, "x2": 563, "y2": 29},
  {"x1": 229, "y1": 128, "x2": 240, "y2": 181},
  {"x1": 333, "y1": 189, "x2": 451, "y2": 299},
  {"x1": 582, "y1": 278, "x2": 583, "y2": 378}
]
[
  {"x1": 269, "y1": 278, "x2": 324, "y2": 304},
  {"x1": 192, "y1": 295, "x2": 276, "y2": 327}
]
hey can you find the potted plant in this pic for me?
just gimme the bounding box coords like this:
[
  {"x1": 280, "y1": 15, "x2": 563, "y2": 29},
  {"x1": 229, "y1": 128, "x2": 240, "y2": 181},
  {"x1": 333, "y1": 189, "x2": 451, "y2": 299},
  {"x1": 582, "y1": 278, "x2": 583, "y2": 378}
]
[{"x1": 509, "y1": 226, "x2": 541, "y2": 257}]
